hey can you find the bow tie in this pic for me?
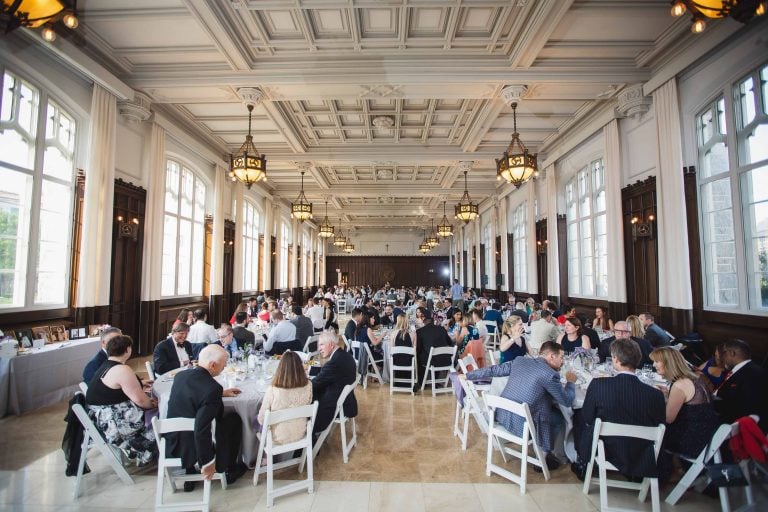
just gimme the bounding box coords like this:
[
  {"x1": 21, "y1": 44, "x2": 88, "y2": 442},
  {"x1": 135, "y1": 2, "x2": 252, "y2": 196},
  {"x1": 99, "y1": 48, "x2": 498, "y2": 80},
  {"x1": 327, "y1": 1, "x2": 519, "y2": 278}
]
[{"x1": 176, "y1": 343, "x2": 186, "y2": 349}]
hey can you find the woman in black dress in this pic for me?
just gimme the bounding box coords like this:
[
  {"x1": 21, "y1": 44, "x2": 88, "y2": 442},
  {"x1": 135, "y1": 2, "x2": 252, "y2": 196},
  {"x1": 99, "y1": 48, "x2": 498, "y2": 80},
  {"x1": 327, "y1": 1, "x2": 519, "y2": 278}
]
[
  {"x1": 392, "y1": 314, "x2": 415, "y2": 387},
  {"x1": 322, "y1": 297, "x2": 338, "y2": 331}
]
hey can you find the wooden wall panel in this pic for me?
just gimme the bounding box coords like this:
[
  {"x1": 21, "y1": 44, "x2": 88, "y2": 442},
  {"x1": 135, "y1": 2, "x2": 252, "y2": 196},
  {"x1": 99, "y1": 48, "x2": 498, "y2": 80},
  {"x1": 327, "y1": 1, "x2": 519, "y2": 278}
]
[
  {"x1": 325, "y1": 256, "x2": 450, "y2": 288},
  {"x1": 622, "y1": 177, "x2": 660, "y2": 319},
  {"x1": 536, "y1": 219, "x2": 547, "y2": 302}
]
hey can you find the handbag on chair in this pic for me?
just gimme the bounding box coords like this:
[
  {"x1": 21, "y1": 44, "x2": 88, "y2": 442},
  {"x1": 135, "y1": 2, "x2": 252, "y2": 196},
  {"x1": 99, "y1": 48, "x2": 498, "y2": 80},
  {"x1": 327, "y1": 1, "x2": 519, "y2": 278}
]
[{"x1": 704, "y1": 462, "x2": 748, "y2": 487}]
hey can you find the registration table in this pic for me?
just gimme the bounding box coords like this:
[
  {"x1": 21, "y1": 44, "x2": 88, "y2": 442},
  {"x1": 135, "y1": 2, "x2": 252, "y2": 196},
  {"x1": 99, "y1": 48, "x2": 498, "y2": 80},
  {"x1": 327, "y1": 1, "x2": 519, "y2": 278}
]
[{"x1": 0, "y1": 336, "x2": 101, "y2": 416}]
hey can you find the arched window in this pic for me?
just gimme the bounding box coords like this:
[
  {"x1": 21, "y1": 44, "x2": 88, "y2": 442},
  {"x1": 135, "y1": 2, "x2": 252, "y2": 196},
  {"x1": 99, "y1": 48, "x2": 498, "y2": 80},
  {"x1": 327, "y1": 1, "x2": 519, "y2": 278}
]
[
  {"x1": 242, "y1": 200, "x2": 260, "y2": 292},
  {"x1": 512, "y1": 202, "x2": 527, "y2": 292},
  {"x1": 0, "y1": 70, "x2": 77, "y2": 309},
  {"x1": 161, "y1": 159, "x2": 206, "y2": 297}
]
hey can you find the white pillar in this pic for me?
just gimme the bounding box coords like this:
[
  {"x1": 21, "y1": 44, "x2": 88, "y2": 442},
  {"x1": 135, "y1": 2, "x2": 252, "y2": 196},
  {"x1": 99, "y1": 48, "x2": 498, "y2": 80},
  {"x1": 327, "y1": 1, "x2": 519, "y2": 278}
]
[
  {"x1": 604, "y1": 119, "x2": 627, "y2": 303},
  {"x1": 498, "y1": 196, "x2": 510, "y2": 294},
  {"x1": 77, "y1": 85, "x2": 117, "y2": 307},
  {"x1": 545, "y1": 164, "x2": 560, "y2": 298},
  {"x1": 653, "y1": 79, "x2": 692, "y2": 309},
  {"x1": 474, "y1": 222, "x2": 482, "y2": 289},
  {"x1": 489, "y1": 201, "x2": 498, "y2": 290},
  {"x1": 291, "y1": 218, "x2": 299, "y2": 288},
  {"x1": 526, "y1": 180, "x2": 538, "y2": 295},
  {"x1": 261, "y1": 198, "x2": 273, "y2": 290},
  {"x1": 232, "y1": 184, "x2": 244, "y2": 293},
  {"x1": 458, "y1": 227, "x2": 465, "y2": 285},
  {"x1": 210, "y1": 166, "x2": 226, "y2": 296},
  {"x1": 140, "y1": 123, "x2": 165, "y2": 301}
]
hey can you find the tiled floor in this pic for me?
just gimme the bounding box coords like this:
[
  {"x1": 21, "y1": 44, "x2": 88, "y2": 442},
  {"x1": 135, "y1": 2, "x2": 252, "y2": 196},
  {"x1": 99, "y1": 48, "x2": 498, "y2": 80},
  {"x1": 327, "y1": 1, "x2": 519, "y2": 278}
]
[{"x1": 0, "y1": 346, "x2": 763, "y2": 511}]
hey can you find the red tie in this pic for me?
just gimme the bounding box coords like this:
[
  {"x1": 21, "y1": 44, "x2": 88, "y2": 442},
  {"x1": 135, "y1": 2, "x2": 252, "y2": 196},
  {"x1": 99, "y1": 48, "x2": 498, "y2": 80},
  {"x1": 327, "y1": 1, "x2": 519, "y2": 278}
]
[{"x1": 715, "y1": 371, "x2": 733, "y2": 393}]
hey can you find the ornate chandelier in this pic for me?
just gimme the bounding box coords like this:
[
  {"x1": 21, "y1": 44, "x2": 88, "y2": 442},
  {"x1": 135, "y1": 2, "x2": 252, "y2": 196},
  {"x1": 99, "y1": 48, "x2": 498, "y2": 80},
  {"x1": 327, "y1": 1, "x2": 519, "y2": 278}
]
[
  {"x1": 426, "y1": 219, "x2": 440, "y2": 248},
  {"x1": 454, "y1": 169, "x2": 478, "y2": 223},
  {"x1": 496, "y1": 102, "x2": 537, "y2": 188},
  {"x1": 229, "y1": 104, "x2": 267, "y2": 188},
  {"x1": 419, "y1": 229, "x2": 431, "y2": 253},
  {"x1": 290, "y1": 168, "x2": 313, "y2": 222},
  {"x1": 670, "y1": 1, "x2": 765, "y2": 33},
  {"x1": 1, "y1": 0, "x2": 79, "y2": 42},
  {"x1": 343, "y1": 236, "x2": 355, "y2": 253},
  {"x1": 437, "y1": 201, "x2": 454, "y2": 237},
  {"x1": 333, "y1": 229, "x2": 347, "y2": 247},
  {"x1": 318, "y1": 201, "x2": 334, "y2": 238}
]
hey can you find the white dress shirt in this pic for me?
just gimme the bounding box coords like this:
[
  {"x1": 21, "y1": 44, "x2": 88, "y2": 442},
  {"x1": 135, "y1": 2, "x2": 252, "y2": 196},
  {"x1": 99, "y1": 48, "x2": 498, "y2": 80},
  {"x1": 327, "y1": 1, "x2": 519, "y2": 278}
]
[
  {"x1": 188, "y1": 320, "x2": 218, "y2": 344},
  {"x1": 307, "y1": 305, "x2": 326, "y2": 329},
  {"x1": 265, "y1": 320, "x2": 297, "y2": 353}
]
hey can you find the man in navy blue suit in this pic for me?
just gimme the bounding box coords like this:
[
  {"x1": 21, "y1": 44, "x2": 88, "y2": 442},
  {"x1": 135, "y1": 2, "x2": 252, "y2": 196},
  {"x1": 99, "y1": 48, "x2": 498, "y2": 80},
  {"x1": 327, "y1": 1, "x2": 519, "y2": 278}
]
[{"x1": 82, "y1": 327, "x2": 122, "y2": 383}]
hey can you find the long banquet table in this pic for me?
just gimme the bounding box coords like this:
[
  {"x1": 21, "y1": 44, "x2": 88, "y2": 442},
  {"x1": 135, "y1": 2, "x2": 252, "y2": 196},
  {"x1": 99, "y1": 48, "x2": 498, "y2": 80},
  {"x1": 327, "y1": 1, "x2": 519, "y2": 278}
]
[{"x1": 0, "y1": 336, "x2": 101, "y2": 416}]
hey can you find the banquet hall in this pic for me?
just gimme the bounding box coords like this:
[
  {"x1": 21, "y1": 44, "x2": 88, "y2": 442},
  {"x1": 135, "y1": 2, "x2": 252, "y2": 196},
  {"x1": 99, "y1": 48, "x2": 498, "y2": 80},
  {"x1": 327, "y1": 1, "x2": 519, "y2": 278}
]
[{"x1": 0, "y1": 1, "x2": 767, "y2": 511}]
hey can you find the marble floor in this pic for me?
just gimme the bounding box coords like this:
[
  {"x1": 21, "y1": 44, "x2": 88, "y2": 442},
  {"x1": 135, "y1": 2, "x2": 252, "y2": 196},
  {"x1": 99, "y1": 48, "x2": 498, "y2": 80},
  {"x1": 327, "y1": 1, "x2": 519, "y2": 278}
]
[{"x1": 0, "y1": 353, "x2": 763, "y2": 511}]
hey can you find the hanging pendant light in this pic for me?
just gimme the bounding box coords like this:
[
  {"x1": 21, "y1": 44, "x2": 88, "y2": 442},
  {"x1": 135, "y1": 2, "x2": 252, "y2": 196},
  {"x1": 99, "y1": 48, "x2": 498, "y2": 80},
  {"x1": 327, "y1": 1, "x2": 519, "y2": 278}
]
[
  {"x1": 318, "y1": 201, "x2": 334, "y2": 238},
  {"x1": 290, "y1": 169, "x2": 313, "y2": 221},
  {"x1": 419, "y1": 229, "x2": 431, "y2": 253},
  {"x1": 437, "y1": 201, "x2": 454, "y2": 237},
  {"x1": 426, "y1": 219, "x2": 440, "y2": 248},
  {"x1": 343, "y1": 234, "x2": 355, "y2": 253},
  {"x1": 229, "y1": 104, "x2": 267, "y2": 188},
  {"x1": 333, "y1": 228, "x2": 347, "y2": 247},
  {"x1": 496, "y1": 102, "x2": 538, "y2": 188},
  {"x1": 669, "y1": 1, "x2": 766, "y2": 33},
  {"x1": 454, "y1": 170, "x2": 479, "y2": 223}
]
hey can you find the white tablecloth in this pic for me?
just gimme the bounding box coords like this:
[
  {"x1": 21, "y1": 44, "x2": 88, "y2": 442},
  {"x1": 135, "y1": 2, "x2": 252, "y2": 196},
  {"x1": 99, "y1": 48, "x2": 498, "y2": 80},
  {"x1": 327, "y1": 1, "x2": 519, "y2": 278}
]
[
  {"x1": 0, "y1": 337, "x2": 101, "y2": 416},
  {"x1": 153, "y1": 368, "x2": 268, "y2": 468}
]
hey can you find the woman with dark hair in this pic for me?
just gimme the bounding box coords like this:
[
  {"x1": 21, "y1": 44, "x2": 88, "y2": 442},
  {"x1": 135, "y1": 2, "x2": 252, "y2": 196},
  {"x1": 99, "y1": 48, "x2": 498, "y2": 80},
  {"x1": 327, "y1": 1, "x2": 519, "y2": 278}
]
[
  {"x1": 86, "y1": 335, "x2": 157, "y2": 465},
  {"x1": 257, "y1": 351, "x2": 313, "y2": 446},
  {"x1": 323, "y1": 297, "x2": 338, "y2": 331},
  {"x1": 229, "y1": 302, "x2": 248, "y2": 326},
  {"x1": 257, "y1": 301, "x2": 271, "y2": 323},
  {"x1": 592, "y1": 306, "x2": 614, "y2": 332},
  {"x1": 698, "y1": 344, "x2": 727, "y2": 392},
  {"x1": 173, "y1": 308, "x2": 191, "y2": 329},
  {"x1": 556, "y1": 317, "x2": 591, "y2": 352},
  {"x1": 446, "y1": 309, "x2": 463, "y2": 343}
]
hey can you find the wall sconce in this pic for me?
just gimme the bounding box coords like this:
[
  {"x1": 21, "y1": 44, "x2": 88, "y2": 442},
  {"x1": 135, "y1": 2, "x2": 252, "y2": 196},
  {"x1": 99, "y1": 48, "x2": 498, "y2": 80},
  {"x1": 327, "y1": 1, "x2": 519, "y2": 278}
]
[
  {"x1": 631, "y1": 213, "x2": 656, "y2": 239},
  {"x1": 536, "y1": 239, "x2": 547, "y2": 254},
  {"x1": 116, "y1": 215, "x2": 139, "y2": 241},
  {"x1": 224, "y1": 239, "x2": 234, "y2": 253}
]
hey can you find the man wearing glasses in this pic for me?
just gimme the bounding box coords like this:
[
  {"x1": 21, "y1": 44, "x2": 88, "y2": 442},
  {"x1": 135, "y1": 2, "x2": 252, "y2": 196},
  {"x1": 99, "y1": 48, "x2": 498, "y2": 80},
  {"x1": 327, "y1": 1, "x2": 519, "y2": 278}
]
[
  {"x1": 597, "y1": 320, "x2": 653, "y2": 367},
  {"x1": 215, "y1": 324, "x2": 239, "y2": 360}
]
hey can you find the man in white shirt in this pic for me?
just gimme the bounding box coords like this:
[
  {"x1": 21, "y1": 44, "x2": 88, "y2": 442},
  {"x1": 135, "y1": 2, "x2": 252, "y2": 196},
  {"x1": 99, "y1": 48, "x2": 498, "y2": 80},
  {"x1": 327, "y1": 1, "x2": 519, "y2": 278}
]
[
  {"x1": 188, "y1": 309, "x2": 218, "y2": 345},
  {"x1": 264, "y1": 310, "x2": 296, "y2": 354},
  {"x1": 529, "y1": 310, "x2": 559, "y2": 351},
  {"x1": 305, "y1": 298, "x2": 325, "y2": 332}
]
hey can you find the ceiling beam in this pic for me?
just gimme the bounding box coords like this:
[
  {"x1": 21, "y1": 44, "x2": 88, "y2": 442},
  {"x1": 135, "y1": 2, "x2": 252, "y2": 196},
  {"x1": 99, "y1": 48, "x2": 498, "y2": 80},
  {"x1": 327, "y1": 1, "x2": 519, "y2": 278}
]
[{"x1": 182, "y1": 0, "x2": 252, "y2": 70}]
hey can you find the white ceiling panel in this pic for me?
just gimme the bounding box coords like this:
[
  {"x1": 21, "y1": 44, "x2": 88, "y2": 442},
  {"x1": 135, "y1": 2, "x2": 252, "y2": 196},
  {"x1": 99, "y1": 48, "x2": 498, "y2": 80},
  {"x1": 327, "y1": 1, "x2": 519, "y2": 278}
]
[{"x1": 85, "y1": 18, "x2": 213, "y2": 49}]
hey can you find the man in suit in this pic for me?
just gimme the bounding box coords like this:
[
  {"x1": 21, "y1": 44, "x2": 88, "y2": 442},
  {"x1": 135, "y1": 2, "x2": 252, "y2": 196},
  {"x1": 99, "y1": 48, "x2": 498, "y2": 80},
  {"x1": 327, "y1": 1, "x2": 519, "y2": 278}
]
[
  {"x1": 165, "y1": 345, "x2": 246, "y2": 491},
  {"x1": 576, "y1": 338, "x2": 666, "y2": 480},
  {"x1": 153, "y1": 323, "x2": 195, "y2": 375},
  {"x1": 82, "y1": 327, "x2": 122, "y2": 383},
  {"x1": 597, "y1": 320, "x2": 653, "y2": 367},
  {"x1": 214, "y1": 324, "x2": 238, "y2": 359},
  {"x1": 414, "y1": 307, "x2": 454, "y2": 391},
  {"x1": 380, "y1": 305, "x2": 396, "y2": 327},
  {"x1": 311, "y1": 331, "x2": 357, "y2": 436},
  {"x1": 231, "y1": 312, "x2": 256, "y2": 348},
  {"x1": 247, "y1": 296, "x2": 259, "y2": 318},
  {"x1": 343, "y1": 308, "x2": 363, "y2": 342},
  {"x1": 290, "y1": 305, "x2": 314, "y2": 349},
  {"x1": 715, "y1": 338, "x2": 768, "y2": 430},
  {"x1": 639, "y1": 312, "x2": 672, "y2": 348},
  {"x1": 392, "y1": 300, "x2": 405, "y2": 320},
  {"x1": 483, "y1": 302, "x2": 503, "y2": 331},
  {"x1": 463, "y1": 341, "x2": 577, "y2": 471}
]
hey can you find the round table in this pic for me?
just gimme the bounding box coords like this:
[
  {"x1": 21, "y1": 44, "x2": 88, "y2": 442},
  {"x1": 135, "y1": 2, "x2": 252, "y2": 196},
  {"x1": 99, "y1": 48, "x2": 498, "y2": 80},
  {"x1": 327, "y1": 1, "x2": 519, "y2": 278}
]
[{"x1": 152, "y1": 365, "x2": 273, "y2": 468}]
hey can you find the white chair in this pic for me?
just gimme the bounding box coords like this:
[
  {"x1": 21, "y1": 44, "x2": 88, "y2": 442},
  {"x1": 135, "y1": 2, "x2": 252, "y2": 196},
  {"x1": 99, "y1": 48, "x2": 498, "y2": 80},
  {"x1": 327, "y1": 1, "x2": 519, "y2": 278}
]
[
  {"x1": 582, "y1": 419, "x2": 666, "y2": 512},
  {"x1": 389, "y1": 345, "x2": 416, "y2": 395},
  {"x1": 301, "y1": 383, "x2": 357, "y2": 469},
  {"x1": 337, "y1": 299, "x2": 347, "y2": 314},
  {"x1": 486, "y1": 349, "x2": 497, "y2": 366},
  {"x1": 253, "y1": 402, "x2": 319, "y2": 507},
  {"x1": 303, "y1": 334, "x2": 320, "y2": 357},
  {"x1": 453, "y1": 376, "x2": 498, "y2": 452},
  {"x1": 78, "y1": 381, "x2": 88, "y2": 395},
  {"x1": 457, "y1": 354, "x2": 478, "y2": 374},
  {"x1": 484, "y1": 394, "x2": 549, "y2": 494},
  {"x1": 420, "y1": 345, "x2": 458, "y2": 396},
  {"x1": 72, "y1": 402, "x2": 134, "y2": 499},
  {"x1": 145, "y1": 361, "x2": 156, "y2": 381},
  {"x1": 362, "y1": 342, "x2": 385, "y2": 388},
  {"x1": 481, "y1": 321, "x2": 498, "y2": 350},
  {"x1": 151, "y1": 416, "x2": 227, "y2": 512},
  {"x1": 665, "y1": 418, "x2": 756, "y2": 512}
]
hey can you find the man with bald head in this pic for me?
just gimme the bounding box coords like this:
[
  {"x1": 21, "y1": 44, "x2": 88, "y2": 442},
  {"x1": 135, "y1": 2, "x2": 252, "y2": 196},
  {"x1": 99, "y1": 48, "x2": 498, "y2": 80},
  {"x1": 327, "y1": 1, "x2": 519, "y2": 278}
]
[
  {"x1": 597, "y1": 320, "x2": 653, "y2": 367},
  {"x1": 165, "y1": 345, "x2": 247, "y2": 491}
]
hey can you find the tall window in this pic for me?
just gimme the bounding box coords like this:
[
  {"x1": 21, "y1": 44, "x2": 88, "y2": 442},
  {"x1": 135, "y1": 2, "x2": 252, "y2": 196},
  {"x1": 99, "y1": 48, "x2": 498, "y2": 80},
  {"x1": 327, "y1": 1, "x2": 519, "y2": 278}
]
[
  {"x1": 161, "y1": 160, "x2": 206, "y2": 297},
  {"x1": 565, "y1": 158, "x2": 607, "y2": 298},
  {"x1": 512, "y1": 202, "x2": 527, "y2": 292},
  {"x1": 242, "y1": 200, "x2": 260, "y2": 292},
  {"x1": 697, "y1": 62, "x2": 768, "y2": 312},
  {"x1": 279, "y1": 221, "x2": 289, "y2": 288},
  {"x1": 0, "y1": 71, "x2": 77, "y2": 309}
]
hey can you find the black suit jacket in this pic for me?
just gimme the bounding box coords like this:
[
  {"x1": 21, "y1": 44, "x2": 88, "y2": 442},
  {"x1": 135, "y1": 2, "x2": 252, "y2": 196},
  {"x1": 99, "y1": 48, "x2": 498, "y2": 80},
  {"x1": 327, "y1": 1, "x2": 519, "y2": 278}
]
[
  {"x1": 715, "y1": 361, "x2": 768, "y2": 430},
  {"x1": 343, "y1": 319, "x2": 357, "y2": 342},
  {"x1": 578, "y1": 373, "x2": 666, "y2": 478},
  {"x1": 415, "y1": 322, "x2": 454, "y2": 368},
  {"x1": 165, "y1": 367, "x2": 222, "y2": 469},
  {"x1": 644, "y1": 323, "x2": 671, "y2": 348},
  {"x1": 153, "y1": 337, "x2": 194, "y2": 375},
  {"x1": 82, "y1": 349, "x2": 107, "y2": 383},
  {"x1": 311, "y1": 348, "x2": 358, "y2": 433},
  {"x1": 380, "y1": 314, "x2": 396, "y2": 327},
  {"x1": 598, "y1": 336, "x2": 653, "y2": 367},
  {"x1": 232, "y1": 326, "x2": 256, "y2": 347},
  {"x1": 291, "y1": 316, "x2": 314, "y2": 348}
]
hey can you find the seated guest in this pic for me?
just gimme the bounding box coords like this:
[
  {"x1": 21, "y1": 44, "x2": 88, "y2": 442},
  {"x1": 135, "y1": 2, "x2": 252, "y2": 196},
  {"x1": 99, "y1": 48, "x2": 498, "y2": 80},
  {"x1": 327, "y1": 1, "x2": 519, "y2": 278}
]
[
  {"x1": 446, "y1": 309, "x2": 463, "y2": 342},
  {"x1": 214, "y1": 324, "x2": 238, "y2": 359},
  {"x1": 698, "y1": 344, "x2": 726, "y2": 392},
  {"x1": 562, "y1": 305, "x2": 577, "y2": 319},
  {"x1": 483, "y1": 302, "x2": 503, "y2": 331},
  {"x1": 311, "y1": 332, "x2": 358, "y2": 436},
  {"x1": 257, "y1": 351, "x2": 313, "y2": 446},
  {"x1": 714, "y1": 339, "x2": 768, "y2": 430},
  {"x1": 228, "y1": 303, "x2": 248, "y2": 327},
  {"x1": 575, "y1": 338, "x2": 665, "y2": 480},
  {"x1": 380, "y1": 305, "x2": 396, "y2": 327},
  {"x1": 556, "y1": 317, "x2": 591, "y2": 352},
  {"x1": 247, "y1": 296, "x2": 259, "y2": 318},
  {"x1": 154, "y1": 323, "x2": 194, "y2": 375},
  {"x1": 577, "y1": 314, "x2": 601, "y2": 352},
  {"x1": 354, "y1": 311, "x2": 384, "y2": 379},
  {"x1": 165, "y1": 345, "x2": 246, "y2": 490},
  {"x1": 498, "y1": 315, "x2": 529, "y2": 363},
  {"x1": 82, "y1": 326, "x2": 122, "y2": 383},
  {"x1": 392, "y1": 300, "x2": 405, "y2": 320},
  {"x1": 640, "y1": 312, "x2": 671, "y2": 348},
  {"x1": 510, "y1": 301, "x2": 530, "y2": 324},
  {"x1": 457, "y1": 314, "x2": 483, "y2": 370},
  {"x1": 343, "y1": 308, "x2": 363, "y2": 343},
  {"x1": 392, "y1": 314, "x2": 416, "y2": 387},
  {"x1": 257, "y1": 302, "x2": 271, "y2": 323},
  {"x1": 463, "y1": 341, "x2": 576, "y2": 470},
  {"x1": 592, "y1": 306, "x2": 614, "y2": 332},
  {"x1": 598, "y1": 320, "x2": 653, "y2": 367},
  {"x1": 650, "y1": 347, "x2": 719, "y2": 460},
  {"x1": 305, "y1": 298, "x2": 326, "y2": 332},
  {"x1": 173, "y1": 308, "x2": 194, "y2": 330},
  {"x1": 414, "y1": 307, "x2": 454, "y2": 391},
  {"x1": 626, "y1": 315, "x2": 645, "y2": 339},
  {"x1": 264, "y1": 310, "x2": 297, "y2": 355},
  {"x1": 530, "y1": 310, "x2": 559, "y2": 352},
  {"x1": 86, "y1": 335, "x2": 157, "y2": 465},
  {"x1": 501, "y1": 294, "x2": 516, "y2": 313},
  {"x1": 188, "y1": 309, "x2": 217, "y2": 345},
  {"x1": 471, "y1": 309, "x2": 487, "y2": 340},
  {"x1": 232, "y1": 312, "x2": 256, "y2": 348},
  {"x1": 290, "y1": 305, "x2": 314, "y2": 349}
]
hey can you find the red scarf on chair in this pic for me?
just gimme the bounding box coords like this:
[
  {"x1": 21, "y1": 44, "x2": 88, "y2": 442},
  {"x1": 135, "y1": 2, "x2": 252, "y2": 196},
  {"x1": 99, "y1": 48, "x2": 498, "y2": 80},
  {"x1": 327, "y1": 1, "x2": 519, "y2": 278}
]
[{"x1": 728, "y1": 416, "x2": 768, "y2": 463}]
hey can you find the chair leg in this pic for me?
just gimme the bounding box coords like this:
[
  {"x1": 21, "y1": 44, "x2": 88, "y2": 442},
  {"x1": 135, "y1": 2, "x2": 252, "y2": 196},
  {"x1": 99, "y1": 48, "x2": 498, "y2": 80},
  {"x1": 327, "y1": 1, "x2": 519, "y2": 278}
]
[
  {"x1": 638, "y1": 477, "x2": 650, "y2": 502},
  {"x1": 519, "y1": 433, "x2": 528, "y2": 495},
  {"x1": 461, "y1": 408, "x2": 470, "y2": 450},
  {"x1": 155, "y1": 459, "x2": 166, "y2": 509},
  {"x1": 266, "y1": 448, "x2": 274, "y2": 508},
  {"x1": 649, "y1": 478, "x2": 660, "y2": 512},
  {"x1": 340, "y1": 419, "x2": 349, "y2": 463},
  {"x1": 73, "y1": 434, "x2": 90, "y2": 499},
  {"x1": 253, "y1": 434, "x2": 266, "y2": 486},
  {"x1": 598, "y1": 445, "x2": 609, "y2": 511},
  {"x1": 202, "y1": 479, "x2": 212, "y2": 512},
  {"x1": 665, "y1": 461, "x2": 704, "y2": 505}
]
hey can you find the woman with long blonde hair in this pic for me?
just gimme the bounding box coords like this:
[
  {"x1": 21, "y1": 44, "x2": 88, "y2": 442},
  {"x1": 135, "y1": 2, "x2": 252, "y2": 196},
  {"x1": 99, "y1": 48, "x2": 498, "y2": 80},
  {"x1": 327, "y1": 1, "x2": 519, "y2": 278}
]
[
  {"x1": 392, "y1": 314, "x2": 415, "y2": 386},
  {"x1": 498, "y1": 315, "x2": 528, "y2": 363},
  {"x1": 626, "y1": 315, "x2": 645, "y2": 338}
]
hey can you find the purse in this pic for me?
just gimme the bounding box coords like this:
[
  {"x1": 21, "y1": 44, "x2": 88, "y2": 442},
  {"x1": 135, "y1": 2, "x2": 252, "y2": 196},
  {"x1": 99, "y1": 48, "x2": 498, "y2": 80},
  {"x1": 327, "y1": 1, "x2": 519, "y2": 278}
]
[{"x1": 705, "y1": 462, "x2": 748, "y2": 488}]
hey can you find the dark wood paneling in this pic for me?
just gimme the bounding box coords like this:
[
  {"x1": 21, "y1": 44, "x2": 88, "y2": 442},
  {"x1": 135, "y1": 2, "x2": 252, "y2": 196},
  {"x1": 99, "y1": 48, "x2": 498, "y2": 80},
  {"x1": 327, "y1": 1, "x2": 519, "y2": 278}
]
[
  {"x1": 139, "y1": 297, "x2": 208, "y2": 354},
  {"x1": 507, "y1": 233, "x2": 514, "y2": 292},
  {"x1": 622, "y1": 177, "x2": 660, "y2": 319},
  {"x1": 479, "y1": 243, "x2": 486, "y2": 291},
  {"x1": 557, "y1": 215, "x2": 568, "y2": 307},
  {"x1": 70, "y1": 171, "x2": 85, "y2": 309},
  {"x1": 495, "y1": 235, "x2": 502, "y2": 291},
  {"x1": 270, "y1": 236, "x2": 276, "y2": 290},
  {"x1": 462, "y1": 250, "x2": 468, "y2": 285},
  {"x1": 325, "y1": 256, "x2": 450, "y2": 288},
  {"x1": 536, "y1": 219, "x2": 547, "y2": 302}
]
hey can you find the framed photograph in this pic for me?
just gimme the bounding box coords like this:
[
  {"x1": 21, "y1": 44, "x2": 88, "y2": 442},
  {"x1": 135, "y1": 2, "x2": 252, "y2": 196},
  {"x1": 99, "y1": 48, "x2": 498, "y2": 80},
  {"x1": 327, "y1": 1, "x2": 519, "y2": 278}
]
[
  {"x1": 70, "y1": 327, "x2": 86, "y2": 340},
  {"x1": 3, "y1": 329, "x2": 16, "y2": 341},
  {"x1": 49, "y1": 325, "x2": 69, "y2": 342},
  {"x1": 88, "y1": 325, "x2": 101, "y2": 337},
  {"x1": 16, "y1": 329, "x2": 33, "y2": 347},
  {"x1": 31, "y1": 326, "x2": 52, "y2": 343}
]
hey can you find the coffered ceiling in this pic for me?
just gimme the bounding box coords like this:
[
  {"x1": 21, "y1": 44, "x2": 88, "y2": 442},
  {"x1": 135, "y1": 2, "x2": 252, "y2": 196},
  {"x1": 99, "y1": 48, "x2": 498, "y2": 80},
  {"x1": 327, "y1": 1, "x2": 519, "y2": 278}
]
[{"x1": 76, "y1": 0, "x2": 692, "y2": 229}]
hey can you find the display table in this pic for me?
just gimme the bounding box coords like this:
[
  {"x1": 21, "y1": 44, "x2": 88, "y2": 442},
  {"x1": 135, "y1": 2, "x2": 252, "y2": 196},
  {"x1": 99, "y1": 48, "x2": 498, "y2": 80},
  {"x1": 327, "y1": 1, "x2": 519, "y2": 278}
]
[{"x1": 0, "y1": 337, "x2": 100, "y2": 416}]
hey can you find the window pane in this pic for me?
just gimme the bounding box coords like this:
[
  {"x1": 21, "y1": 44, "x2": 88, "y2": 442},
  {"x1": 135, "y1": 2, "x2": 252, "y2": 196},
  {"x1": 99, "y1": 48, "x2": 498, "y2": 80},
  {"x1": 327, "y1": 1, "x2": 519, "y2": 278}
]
[
  {"x1": 43, "y1": 101, "x2": 76, "y2": 182},
  {"x1": 743, "y1": 166, "x2": 768, "y2": 309},
  {"x1": 0, "y1": 168, "x2": 32, "y2": 307},
  {"x1": 165, "y1": 161, "x2": 179, "y2": 214},
  {"x1": 194, "y1": 180, "x2": 205, "y2": 222},
  {"x1": 701, "y1": 179, "x2": 732, "y2": 213},
  {"x1": 740, "y1": 124, "x2": 768, "y2": 166},
  {"x1": 700, "y1": 142, "x2": 729, "y2": 179},
  {"x1": 0, "y1": 73, "x2": 39, "y2": 170},
  {"x1": 177, "y1": 219, "x2": 192, "y2": 296},
  {"x1": 161, "y1": 215, "x2": 177, "y2": 296},
  {"x1": 761, "y1": 66, "x2": 768, "y2": 115},
  {"x1": 180, "y1": 168, "x2": 193, "y2": 219},
  {"x1": 737, "y1": 76, "x2": 755, "y2": 128},
  {"x1": 698, "y1": 107, "x2": 714, "y2": 146},
  {"x1": 34, "y1": 180, "x2": 71, "y2": 304},
  {"x1": 190, "y1": 222, "x2": 203, "y2": 295}
]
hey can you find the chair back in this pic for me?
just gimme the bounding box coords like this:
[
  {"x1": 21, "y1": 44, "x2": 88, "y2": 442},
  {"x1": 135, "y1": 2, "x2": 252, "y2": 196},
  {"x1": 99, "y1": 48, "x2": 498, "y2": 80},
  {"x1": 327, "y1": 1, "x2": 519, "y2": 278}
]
[
  {"x1": 487, "y1": 349, "x2": 497, "y2": 366},
  {"x1": 336, "y1": 382, "x2": 357, "y2": 416},
  {"x1": 145, "y1": 361, "x2": 156, "y2": 381},
  {"x1": 390, "y1": 345, "x2": 415, "y2": 360},
  {"x1": 458, "y1": 354, "x2": 477, "y2": 373},
  {"x1": 430, "y1": 345, "x2": 457, "y2": 359},
  {"x1": 79, "y1": 382, "x2": 89, "y2": 395},
  {"x1": 485, "y1": 393, "x2": 535, "y2": 430},
  {"x1": 303, "y1": 334, "x2": 320, "y2": 353},
  {"x1": 261, "y1": 402, "x2": 318, "y2": 444},
  {"x1": 591, "y1": 419, "x2": 666, "y2": 463},
  {"x1": 480, "y1": 320, "x2": 497, "y2": 330}
]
